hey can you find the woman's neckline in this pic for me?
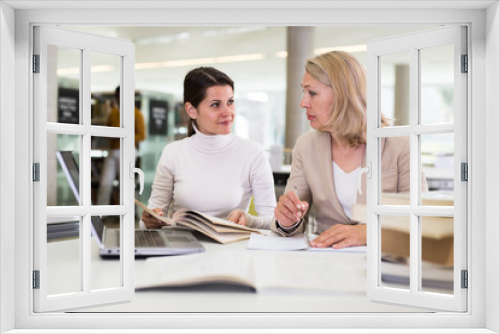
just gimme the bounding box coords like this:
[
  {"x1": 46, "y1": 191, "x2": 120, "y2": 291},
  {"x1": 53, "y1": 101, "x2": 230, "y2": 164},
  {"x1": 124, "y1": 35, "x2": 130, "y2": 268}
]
[{"x1": 190, "y1": 124, "x2": 235, "y2": 151}]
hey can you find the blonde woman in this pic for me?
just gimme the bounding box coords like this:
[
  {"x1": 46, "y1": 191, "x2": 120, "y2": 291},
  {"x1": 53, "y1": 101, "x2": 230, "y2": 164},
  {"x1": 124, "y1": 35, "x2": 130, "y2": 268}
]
[{"x1": 273, "y1": 51, "x2": 427, "y2": 248}]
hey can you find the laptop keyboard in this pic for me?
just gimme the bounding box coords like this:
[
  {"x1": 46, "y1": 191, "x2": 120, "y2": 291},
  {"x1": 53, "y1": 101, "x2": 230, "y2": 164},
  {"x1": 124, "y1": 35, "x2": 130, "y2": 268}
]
[{"x1": 135, "y1": 231, "x2": 166, "y2": 247}]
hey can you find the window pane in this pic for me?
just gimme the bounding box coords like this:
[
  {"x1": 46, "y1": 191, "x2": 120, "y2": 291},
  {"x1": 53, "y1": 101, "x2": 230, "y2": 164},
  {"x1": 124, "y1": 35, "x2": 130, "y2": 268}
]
[
  {"x1": 420, "y1": 44, "x2": 454, "y2": 125},
  {"x1": 420, "y1": 216, "x2": 454, "y2": 295},
  {"x1": 380, "y1": 215, "x2": 410, "y2": 291},
  {"x1": 380, "y1": 136, "x2": 411, "y2": 205},
  {"x1": 380, "y1": 51, "x2": 410, "y2": 127},
  {"x1": 47, "y1": 134, "x2": 80, "y2": 206},
  {"x1": 91, "y1": 52, "x2": 121, "y2": 127},
  {"x1": 91, "y1": 215, "x2": 122, "y2": 290},
  {"x1": 47, "y1": 217, "x2": 82, "y2": 295},
  {"x1": 421, "y1": 133, "x2": 454, "y2": 205},
  {"x1": 93, "y1": 138, "x2": 121, "y2": 205},
  {"x1": 47, "y1": 44, "x2": 81, "y2": 124}
]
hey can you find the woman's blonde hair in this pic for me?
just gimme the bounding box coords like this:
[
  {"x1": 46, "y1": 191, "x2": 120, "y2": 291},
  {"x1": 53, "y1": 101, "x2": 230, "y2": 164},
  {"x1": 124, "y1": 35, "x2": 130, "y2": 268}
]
[{"x1": 305, "y1": 51, "x2": 388, "y2": 147}]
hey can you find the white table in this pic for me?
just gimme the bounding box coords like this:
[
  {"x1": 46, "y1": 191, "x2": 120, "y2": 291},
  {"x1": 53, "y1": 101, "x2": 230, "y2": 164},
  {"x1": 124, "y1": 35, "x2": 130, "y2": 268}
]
[{"x1": 46, "y1": 235, "x2": 427, "y2": 313}]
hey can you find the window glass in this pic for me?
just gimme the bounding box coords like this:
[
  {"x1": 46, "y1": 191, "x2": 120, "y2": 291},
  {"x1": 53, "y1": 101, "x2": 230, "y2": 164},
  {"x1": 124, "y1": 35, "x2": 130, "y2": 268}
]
[
  {"x1": 47, "y1": 217, "x2": 82, "y2": 295},
  {"x1": 421, "y1": 133, "x2": 454, "y2": 205},
  {"x1": 47, "y1": 44, "x2": 81, "y2": 124},
  {"x1": 91, "y1": 215, "x2": 122, "y2": 290},
  {"x1": 380, "y1": 215, "x2": 411, "y2": 291},
  {"x1": 92, "y1": 137, "x2": 121, "y2": 206},
  {"x1": 91, "y1": 52, "x2": 121, "y2": 127},
  {"x1": 380, "y1": 136, "x2": 411, "y2": 205},
  {"x1": 420, "y1": 216, "x2": 454, "y2": 295},
  {"x1": 420, "y1": 44, "x2": 454, "y2": 125},
  {"x1": 380, "y1": 51, "x2": 410, "y2": 127},
  {"x1": 47, "y1": 134, "x2": 81, "y2": 206}
]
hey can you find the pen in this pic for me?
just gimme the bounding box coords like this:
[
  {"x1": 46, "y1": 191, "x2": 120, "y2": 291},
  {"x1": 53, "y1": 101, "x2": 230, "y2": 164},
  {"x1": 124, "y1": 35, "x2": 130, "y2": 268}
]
[{"x1": 293, "y1": 186, "x2": 306, "y2": 211}]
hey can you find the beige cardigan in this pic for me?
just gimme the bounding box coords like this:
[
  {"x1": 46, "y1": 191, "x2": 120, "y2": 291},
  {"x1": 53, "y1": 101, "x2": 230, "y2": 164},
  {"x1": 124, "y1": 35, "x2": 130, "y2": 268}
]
[{"x1": 271, "y1": 130, "x2": 428, "y2": 236}]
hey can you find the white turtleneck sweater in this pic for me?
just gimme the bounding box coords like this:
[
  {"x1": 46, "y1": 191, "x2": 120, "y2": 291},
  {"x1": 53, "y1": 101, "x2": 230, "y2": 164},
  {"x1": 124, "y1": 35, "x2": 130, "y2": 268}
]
[{"x1": 146, "y1": 129, "x2": 276, "y2": 229}]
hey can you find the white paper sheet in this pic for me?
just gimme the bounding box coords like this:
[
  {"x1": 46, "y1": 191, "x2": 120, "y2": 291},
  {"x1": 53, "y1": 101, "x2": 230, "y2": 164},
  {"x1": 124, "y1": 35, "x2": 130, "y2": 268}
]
[
  {"x1": 247, "y1": 233, "x2": 309, "y2": 251},
  {"x1": 247, "y1": 233, "x2": 367, "y2": 253}
]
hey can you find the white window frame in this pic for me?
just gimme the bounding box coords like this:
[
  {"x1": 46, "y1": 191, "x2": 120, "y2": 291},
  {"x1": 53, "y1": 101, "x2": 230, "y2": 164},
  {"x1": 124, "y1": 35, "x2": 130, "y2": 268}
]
[
  {"x1": 32, "y1": 26, "x2": 136, "y2": 312},
  {"x1": 366, "y1": 25, "x2": 468, "y2": 312},
  {"x1": 1, "y1": 2, "x2": 498, "y2": 333}
]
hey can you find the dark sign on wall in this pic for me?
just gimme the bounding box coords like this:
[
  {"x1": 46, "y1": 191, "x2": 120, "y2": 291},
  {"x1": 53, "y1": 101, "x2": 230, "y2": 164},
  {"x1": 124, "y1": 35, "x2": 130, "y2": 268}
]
[
  {"x1": 149, "y1": 99, "x2": 169, "y2": 135},
  {"x1": 58, "y1": 88, "x2": 79, "y2": 124}
]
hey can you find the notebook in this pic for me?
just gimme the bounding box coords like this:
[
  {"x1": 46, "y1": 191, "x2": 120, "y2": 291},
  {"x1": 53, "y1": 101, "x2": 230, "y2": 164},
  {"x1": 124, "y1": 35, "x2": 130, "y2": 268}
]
[{"x1": 56, "y1": 150, "x2": 205, "y2": 258}]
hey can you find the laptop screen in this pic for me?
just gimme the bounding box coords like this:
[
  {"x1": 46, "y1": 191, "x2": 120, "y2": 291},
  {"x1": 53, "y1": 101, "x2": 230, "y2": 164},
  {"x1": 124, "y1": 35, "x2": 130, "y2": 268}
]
[{"x1": 56, "y1": 151, "x2": 105, "y2": 244}]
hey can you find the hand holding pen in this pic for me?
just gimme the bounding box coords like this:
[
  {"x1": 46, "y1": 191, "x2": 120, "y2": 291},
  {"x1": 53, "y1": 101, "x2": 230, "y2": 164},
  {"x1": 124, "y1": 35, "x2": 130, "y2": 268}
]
[{"x1": 274, "y1": 186, "x2": 309, "y2": 227}]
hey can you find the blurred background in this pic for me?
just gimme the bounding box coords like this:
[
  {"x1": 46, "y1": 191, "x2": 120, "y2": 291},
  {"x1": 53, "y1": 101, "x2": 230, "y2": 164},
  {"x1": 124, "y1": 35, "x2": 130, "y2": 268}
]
[
  {"x1": 47, "y1": 25, "x2": 458, "y2": 207},
  {"x1": 45, "y1": 25, "x2": 459, "y2": 295}
]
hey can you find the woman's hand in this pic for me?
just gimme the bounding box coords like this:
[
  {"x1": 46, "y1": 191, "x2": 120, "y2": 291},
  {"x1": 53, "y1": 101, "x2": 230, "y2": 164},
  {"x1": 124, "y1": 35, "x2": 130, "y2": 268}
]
[
  {"x1": 274, "y1": 191, "x2": 309, "y2": 227},
  {"x1": 141, "y1": 208, "x2": 167, "y2": 229},
  {"x1": 227, "y1": 209, "x2": 247, "y2": 226},
  {"x1": 310, "y1": 224, "x2": 366, "y2": 249}
]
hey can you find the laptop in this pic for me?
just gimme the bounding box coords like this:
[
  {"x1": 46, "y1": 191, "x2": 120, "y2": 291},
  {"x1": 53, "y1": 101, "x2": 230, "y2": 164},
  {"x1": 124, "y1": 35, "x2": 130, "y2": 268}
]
[{"x1": 56, "y1": 150, "x2": 205, "y2": 258}]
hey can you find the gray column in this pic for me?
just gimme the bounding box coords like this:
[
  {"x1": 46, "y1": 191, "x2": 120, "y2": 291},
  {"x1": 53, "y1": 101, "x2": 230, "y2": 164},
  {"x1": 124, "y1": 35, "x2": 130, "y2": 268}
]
[
  {"x1": 284, "y1": 26, "x2": 314, "y2": 149},
  {"x1": 394, "y1": 64, "x2": 410, "y2": 126}
]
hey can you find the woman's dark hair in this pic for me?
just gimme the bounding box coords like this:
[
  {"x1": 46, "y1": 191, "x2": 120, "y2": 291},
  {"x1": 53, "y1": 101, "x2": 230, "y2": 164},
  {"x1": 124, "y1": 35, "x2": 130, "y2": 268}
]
[{"x1": 183, "y1": 67, "x2": 234, "y2": 136}]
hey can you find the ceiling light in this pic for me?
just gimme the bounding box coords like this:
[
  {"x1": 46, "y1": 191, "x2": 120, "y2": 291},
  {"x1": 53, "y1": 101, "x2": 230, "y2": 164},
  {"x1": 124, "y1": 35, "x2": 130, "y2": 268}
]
[
  {"x1": 202, "y1": 26, "x2": 267, "y2": 37},
  {"x1": 160, "y1": 57, "x2": 216, "y2": 68},
  {"x1": 135, "y1": 32, "x2": 192, "y2": 45},
  {"x1": 57, "y1": 65, "x2": 113, "y2": 75},
  {"x1": 135, "y1": 53, "x2": 266, "y2": 70},
  {"x1": 273, "y1": 45, "x2": 367, "y2": 59},
  {"x1": 275, "y1": 51, "x2": 288, "y2": 58},
  {"x1": 216, "y1": 53, "x2": 265, "y2": 63},
  {"x1": 135, "y1": 62, "x2": 163, "y2": 70}
]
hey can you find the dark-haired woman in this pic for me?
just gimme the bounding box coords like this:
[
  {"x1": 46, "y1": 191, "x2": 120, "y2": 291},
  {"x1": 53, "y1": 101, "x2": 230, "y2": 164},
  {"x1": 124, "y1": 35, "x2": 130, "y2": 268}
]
[{"x1": 141, "y1": 67, "x2": 276, "y2": 229}]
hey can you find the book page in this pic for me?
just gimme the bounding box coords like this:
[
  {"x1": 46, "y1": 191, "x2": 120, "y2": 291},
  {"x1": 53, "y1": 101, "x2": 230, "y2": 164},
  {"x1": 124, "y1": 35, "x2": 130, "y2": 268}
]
[
  {"x1": 251, "y1": 251, "x2": 366, "y2": 293},
  {"x1": 178, "y1": 215, "x2": 250, "y2": 234},
  {"x1": 135, "y1": 199, "x2": 176, "y2": 226},
  {"x1": 175, "y1": 208, "x2": 262, "y2": 234},
  {"x1": 307, "y1": 246, "x2": 367, "y2": 253},
  {"x1": 135, "y1": 250, "x2": 255, "y2": 290},
  {"x1": 135, "y1": 250, "x2": 366, "y2": 294},
  {"x1": 247, "y1": 233, "x2": 309, "y2": 251},
  {"x1": 175, "y1": 216, "x2": 252, "y2": 244}
]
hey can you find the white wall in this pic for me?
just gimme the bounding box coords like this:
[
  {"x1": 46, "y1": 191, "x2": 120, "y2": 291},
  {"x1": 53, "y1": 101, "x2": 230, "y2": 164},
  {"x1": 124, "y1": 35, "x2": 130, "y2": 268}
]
[
  {"x1": 485, "y1": 2, "x2": 500, "y2": 333},
  {"x1": 0, "y1": 2, "x2": 16, "y2": 333}
]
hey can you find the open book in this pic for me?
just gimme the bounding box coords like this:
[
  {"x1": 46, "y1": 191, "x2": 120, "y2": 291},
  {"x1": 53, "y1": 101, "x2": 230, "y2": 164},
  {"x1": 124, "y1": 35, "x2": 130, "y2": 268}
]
[
  {"x1": 135, "y1": 250, "x2": 366, "y2": 293},
  {"x1": 135, "y1": 199, "x2": 263, "y2": 244}
]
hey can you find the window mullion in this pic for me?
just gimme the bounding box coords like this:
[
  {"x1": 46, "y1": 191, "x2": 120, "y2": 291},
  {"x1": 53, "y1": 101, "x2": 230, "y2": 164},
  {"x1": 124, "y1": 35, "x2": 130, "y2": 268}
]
[
  {"x1": 373, "y1": 205, "x2": 454, "y2": 217},
  {"x1": 90, "y1": 126, "x2": 129, "y2": 138},
  {"x1": 409, "y1": 47, "x2": 420, "y2": 295},
  {"x1": 121, "y1": 51, "x2": 135, "y2": 293},
  {"x1": 373, "y1": 123, "x2": 455, "y2": 138},
  {"x1": 81, "y1": 47, "x2": 92, "y2": 295}
]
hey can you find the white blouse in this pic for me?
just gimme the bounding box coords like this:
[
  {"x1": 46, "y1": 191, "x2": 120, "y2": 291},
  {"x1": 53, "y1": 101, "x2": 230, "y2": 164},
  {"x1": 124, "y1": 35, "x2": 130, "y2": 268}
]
[
  {"x1": 332, "y1": 162, "x2": 361, "y2": 219},
  {"x1": 145, "y1": 127, "x2": 276, "y2": 229}
]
